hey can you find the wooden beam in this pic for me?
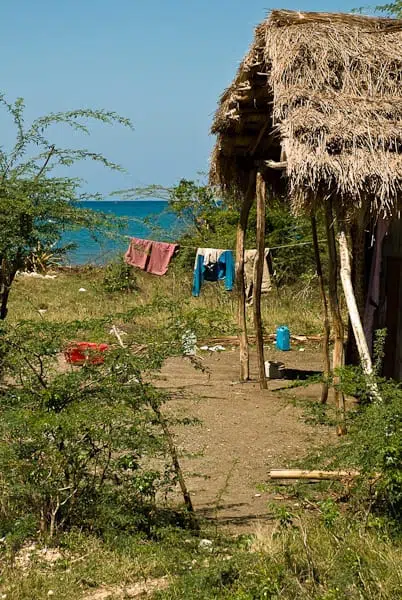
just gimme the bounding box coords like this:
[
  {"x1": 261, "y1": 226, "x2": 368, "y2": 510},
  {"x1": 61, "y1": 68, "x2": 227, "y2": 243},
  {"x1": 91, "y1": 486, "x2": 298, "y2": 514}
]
[
  {"x1": 236, "y1": 171, "x2": 256, "y2": 381},
  {"x1": 338, "y1": 230, "x2": 382, "y2": 402},
  {"x1": 264, "y1": 160, "x2": 287, "y2": 170},
  {"x1": 324, "y1": 200, "x2": 347, "y2": 435},
  {"x1": 249, "y1": 120, "x2": 271, "y2": 156},
  {"x1": 311, "y1": 214, "x2": 330, "y2": 404},
  {"x1": 254, "y1": 171, "x2": 268, "y2": 389},
  {"x1": 270, "y1": 469, "x2": 360, "y2": 480}
]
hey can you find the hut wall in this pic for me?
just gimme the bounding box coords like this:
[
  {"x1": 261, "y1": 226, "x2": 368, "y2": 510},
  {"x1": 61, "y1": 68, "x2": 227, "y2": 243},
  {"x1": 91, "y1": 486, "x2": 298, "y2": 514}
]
[{"x1": 380, "y1": 217, "x2": 402, "y2": 380}]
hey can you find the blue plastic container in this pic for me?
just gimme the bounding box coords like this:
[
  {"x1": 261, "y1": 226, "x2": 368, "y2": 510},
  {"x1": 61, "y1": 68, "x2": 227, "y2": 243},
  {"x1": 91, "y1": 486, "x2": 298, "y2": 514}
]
[{"x1": 276, "y1": 326, "x2": 290, "y2": 351}]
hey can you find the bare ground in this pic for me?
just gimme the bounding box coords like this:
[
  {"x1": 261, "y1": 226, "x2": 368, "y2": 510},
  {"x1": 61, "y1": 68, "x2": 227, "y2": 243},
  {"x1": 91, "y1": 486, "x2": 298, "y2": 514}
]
[{"x1": 158, "y1": 343, "x2": 341, "y2": 531}]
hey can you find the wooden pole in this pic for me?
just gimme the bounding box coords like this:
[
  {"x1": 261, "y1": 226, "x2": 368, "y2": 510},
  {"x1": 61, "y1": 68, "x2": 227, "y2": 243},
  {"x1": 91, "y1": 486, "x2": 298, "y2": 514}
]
[
  {"x1": 235, "y1": 171, "x2": 256, "y2": 381},
  {"x1": 311, "y1": 215, "x2": 330, "y2": 404},
  {"x1": 346, "y1": 207, "x2": 367, "y2": 366},
  {"x1": 338, "y1": 230, "x2": 382, "y2": 402},
  {"x1": 254, "y1": 171, "x2": 267, "y2": 389},
  {"x1": 324, "y1": 200, "x2": 347, "y2": 435},
  {"x1": 269, "y1": 469, "x2": 360, "y2": 480}
]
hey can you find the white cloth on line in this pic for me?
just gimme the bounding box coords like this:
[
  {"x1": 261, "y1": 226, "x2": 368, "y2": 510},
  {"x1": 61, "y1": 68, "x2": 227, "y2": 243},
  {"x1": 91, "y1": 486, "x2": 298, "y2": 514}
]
[{"x1": 244, "y1": 248, "x2": 272, "y2": 302}]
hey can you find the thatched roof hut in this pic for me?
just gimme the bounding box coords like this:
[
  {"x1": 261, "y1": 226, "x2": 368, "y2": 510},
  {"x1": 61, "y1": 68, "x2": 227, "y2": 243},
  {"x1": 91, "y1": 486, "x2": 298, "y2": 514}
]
[
  {"x1": 210, "y1": 10, "x2": 402, "y2": 408},
  {"x1": 210, "y1": 10, "x2": 402, "y2": 217}
]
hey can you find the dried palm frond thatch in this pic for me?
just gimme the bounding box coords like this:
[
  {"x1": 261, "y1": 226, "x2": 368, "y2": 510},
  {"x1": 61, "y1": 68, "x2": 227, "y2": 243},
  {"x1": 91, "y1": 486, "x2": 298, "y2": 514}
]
[{"x1": 210, "y1": 10, "x2": 402, "y2": 216}]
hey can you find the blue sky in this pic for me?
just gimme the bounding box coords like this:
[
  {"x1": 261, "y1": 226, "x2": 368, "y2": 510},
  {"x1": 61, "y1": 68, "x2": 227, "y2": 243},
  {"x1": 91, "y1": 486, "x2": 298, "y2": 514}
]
[{"x1": 0, "y1": 0, "x2": 361, "y2": 197}]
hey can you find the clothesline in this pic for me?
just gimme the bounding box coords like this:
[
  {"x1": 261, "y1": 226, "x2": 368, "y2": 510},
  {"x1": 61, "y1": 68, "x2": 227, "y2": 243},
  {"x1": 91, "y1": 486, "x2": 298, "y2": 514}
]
[
  {"x1": 269, "y1": 239, "x2": 325, "y2": 250},
  {"x1": 123, "y1": 235, "x2": 322, "y2": 251}
]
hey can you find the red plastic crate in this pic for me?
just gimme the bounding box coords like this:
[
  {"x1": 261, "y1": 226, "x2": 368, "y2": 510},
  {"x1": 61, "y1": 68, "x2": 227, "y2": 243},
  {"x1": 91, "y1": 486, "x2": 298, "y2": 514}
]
[{"x1": 64, "y1": 342, "x2": 109, "y2": 365}]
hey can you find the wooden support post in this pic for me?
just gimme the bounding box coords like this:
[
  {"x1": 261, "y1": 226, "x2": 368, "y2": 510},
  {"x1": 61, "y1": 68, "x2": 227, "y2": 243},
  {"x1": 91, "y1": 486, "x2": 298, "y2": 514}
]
[
  {"x1": 254, "y1": 171, "x2": 268, "y2": 389},
  {"x1": 311, "y1": 215, "x2": 330, "y2": 404},
  {"x1": 338, "y1": 230, "x2": 382, "y2": 402},
  {"x1": 235, "y1": 171, "x2": 256, "y2": 381},
  {"x1": 346, "y1": 207, "x2": 367, "y2": 366},
  {"x1": 324, "y1": 200, "x2": 347, "y2": 435}
]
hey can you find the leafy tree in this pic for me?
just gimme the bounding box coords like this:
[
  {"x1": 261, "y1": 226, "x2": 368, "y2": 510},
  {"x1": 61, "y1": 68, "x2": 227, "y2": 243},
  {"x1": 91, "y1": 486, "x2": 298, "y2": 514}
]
[
  {"x1": 0, "y1": 94, "x2": 133, "y2": 319},
  {"x1": 353, "y1": 1, "x2": 402, "y2": 17},
  {"x1": 119, "y1": 177, "x2": 322, "y2": 282},
  {"x1": 375, "y1": 0, "x2": 402, "y2": 15}
]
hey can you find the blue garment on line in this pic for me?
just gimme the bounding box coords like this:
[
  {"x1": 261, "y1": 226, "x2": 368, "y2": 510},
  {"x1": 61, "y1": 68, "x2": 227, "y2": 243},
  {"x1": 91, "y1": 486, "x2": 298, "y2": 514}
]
[{"x1": 192, "y1": 250, "x2": 234, "y2": 297}]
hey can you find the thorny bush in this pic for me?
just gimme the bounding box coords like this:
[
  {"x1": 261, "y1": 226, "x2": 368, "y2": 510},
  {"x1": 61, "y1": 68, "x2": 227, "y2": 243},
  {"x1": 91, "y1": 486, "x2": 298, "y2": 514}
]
[{"x1": 0, "y1": 311, "x2": 194, "y2": 541}]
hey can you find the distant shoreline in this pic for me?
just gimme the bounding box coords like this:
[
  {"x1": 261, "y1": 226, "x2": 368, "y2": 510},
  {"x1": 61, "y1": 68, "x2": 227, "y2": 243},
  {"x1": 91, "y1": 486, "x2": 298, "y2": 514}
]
[{"x1": 81, "y1": 198, "x2": 169, "y2": 203}]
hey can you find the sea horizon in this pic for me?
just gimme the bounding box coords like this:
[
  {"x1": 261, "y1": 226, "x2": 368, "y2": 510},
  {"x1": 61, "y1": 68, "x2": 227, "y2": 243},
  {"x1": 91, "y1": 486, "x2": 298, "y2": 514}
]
[{"x1": 63, "y1": 199, "x2": 182, "y2": 265}]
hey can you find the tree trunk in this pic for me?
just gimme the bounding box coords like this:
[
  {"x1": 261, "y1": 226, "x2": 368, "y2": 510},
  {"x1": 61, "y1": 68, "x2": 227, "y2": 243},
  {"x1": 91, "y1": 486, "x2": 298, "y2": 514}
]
[
  {"x1": 311, "y1": 215, "x2": 330, "y2": 404},
  {"x1": 324, "y1": 201, "x2": 347, "y2": 435},
  {"x1": 253, "y1": 172, "x2": 267, "y2": 390},
  {"x1": 0, "y1": 259, "x2": 17, "y2": 321},
  {"x1": 235, "y1": 171, "x2": 256, "y2": 381}
]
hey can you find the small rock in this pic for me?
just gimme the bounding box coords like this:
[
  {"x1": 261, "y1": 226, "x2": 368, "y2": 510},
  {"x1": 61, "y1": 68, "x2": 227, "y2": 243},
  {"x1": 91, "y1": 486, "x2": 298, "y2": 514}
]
[{"x1": 199, "y1": 539, "x2": 213, "y2": 549}]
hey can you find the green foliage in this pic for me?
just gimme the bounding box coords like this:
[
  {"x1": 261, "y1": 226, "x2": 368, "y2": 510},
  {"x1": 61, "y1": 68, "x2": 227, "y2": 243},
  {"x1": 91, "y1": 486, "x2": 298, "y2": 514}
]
[
  {"x1": 0, "y1": 93, "x2": 132, "y2": 319},
  {"x1": 261, "y1": 201, "x2": 326, "y2": 285},
  {"x1": 346, "y1": 381, "x2": 402, "y2": 521},
  {"x1": 353, "y1": 1, "x2": 402, "y2": 18},
  {"x1": 24, "y1": 241, "x2": 68, "y2": 273},
  {"x1": 375, "y1": 0, "x2": 402, "y2": 15},
  {"x1": 299, "y1": 365, "x2": 402, "y2": 524},
  {"x1": 102, "y1": 257, "x2": 137, "y2": 293},
  {"x1": 0, "y1": 313, "x2": 192, "y2": 540},
  {"x1": 154, "y1": 516, "x2": 402, "y2": 599},
  {"x1": 373, "y1": 328, "x2": 387, "y2": 376},
  {"x1": 122, "y1": 177, "x2": 324, "y2": 283}
]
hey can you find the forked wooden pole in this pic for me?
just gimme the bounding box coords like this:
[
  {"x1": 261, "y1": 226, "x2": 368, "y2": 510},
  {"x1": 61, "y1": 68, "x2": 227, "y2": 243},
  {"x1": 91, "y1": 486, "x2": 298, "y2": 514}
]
[
  {"x1": 311, "y1": 215, "x2": 330, "y2": 404},
  {"x1": 338, "y1": 230, "x2": 382, "y2": 402},
  {"x1": 235, "y1": 171, "x2": 256, "y2": 381},
  {"x1": 253, "y1": 171, "x2": 268, "y2": 389},
  {"x1": 324, "y1": 200, "x2": 347, "y2": 435}
]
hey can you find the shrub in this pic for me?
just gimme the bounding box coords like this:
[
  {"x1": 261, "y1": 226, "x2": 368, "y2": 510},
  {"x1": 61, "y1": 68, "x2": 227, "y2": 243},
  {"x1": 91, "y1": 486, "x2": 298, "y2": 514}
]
[
  {"x1": 102, "y1": 257, "x2": 137, "y2": 293},
  {"x1": 0, "y1": 318, "x2": 186, "y2": 540}
]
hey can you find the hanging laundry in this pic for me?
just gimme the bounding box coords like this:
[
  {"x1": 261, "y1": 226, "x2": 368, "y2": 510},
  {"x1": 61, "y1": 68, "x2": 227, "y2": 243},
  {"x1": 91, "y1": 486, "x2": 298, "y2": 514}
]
[
  {"x1": 192, "y1": 248, "x2": 234, "y2": 297},
  {"x1": 125, "y1": 238, "x2": 152, "y2": 270},
  {"x1": 124, "y1": 238, "x2": 178, "y2": 276},
  {"x1": 244, "y1": 249, "x2": 272, "y2": 303},
  {"x1": 147, "y1": 241, "x2": 178, "y2": 275}
]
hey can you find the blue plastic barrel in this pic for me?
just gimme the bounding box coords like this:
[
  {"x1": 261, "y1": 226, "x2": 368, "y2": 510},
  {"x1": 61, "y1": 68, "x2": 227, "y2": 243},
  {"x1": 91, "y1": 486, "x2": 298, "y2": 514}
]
[{"x1": 276, "y1": 326, "x2": 290, "y2": 351}]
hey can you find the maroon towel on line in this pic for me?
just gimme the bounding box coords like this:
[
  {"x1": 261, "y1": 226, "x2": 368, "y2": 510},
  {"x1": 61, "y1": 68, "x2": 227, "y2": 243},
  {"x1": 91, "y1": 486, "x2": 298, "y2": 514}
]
[
  {"x1": 124, "y1": 238, "x2": 178, "y2": 275},
  {"x1": 124, "y1": 238, "x2": 152, "y2": 270},
  {"x1": 146, "y1": 241, "x2": 178, "y2": 275}
]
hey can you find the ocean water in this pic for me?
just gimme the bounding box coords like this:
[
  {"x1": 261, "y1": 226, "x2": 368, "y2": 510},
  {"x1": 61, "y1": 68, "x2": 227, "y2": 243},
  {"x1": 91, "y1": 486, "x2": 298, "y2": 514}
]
[{"x1": 63, "y1": 200, "x2": 181, "y2": 265}]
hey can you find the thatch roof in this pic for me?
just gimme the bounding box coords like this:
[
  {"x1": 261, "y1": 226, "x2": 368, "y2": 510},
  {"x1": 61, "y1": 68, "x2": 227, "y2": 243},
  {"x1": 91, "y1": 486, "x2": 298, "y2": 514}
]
[{"x1": 210, "y1": 10, "x2": 402, "y2": 216}]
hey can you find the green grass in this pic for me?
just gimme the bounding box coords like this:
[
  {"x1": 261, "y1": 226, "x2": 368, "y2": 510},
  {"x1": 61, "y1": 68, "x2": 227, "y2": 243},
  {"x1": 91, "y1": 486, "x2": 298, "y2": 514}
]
[
  {"x1": 8, "y1": 267, "x2": 323, "y2": 337},
  {"x1": 6, "y1": 266, "x2": 400, "y2": 600},
  {"x1": 2, "y1": 515, "x2": 402, "y2": 600}
]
